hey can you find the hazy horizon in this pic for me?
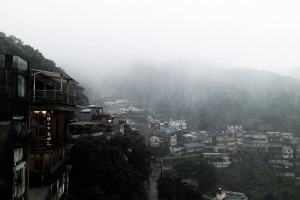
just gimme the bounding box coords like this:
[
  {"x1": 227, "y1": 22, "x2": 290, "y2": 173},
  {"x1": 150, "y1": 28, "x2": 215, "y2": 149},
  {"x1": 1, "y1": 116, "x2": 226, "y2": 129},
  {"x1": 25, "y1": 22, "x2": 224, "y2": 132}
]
[{"x1": 1, "y1": 0, "x2": 300, "y2": 85}]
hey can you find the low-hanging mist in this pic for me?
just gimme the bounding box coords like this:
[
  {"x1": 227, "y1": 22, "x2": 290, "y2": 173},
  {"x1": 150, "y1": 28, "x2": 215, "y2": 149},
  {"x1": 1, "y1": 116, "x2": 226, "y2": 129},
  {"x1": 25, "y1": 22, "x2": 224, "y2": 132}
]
[{"x1": 89, "y1": 62, "x2": 300, "y2": 134}]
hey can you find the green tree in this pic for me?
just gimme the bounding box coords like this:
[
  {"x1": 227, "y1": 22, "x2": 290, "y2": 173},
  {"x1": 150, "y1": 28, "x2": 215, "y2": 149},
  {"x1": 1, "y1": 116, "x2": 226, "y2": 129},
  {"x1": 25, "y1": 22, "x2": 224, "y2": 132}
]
[{"x1": 68, "y1": 134, "x2": 151, "y2": 200}]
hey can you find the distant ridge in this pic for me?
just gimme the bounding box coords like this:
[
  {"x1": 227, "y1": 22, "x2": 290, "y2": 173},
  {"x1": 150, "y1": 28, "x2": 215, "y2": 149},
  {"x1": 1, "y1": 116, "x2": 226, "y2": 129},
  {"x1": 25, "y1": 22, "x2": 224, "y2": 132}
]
[{"x1": 95, "y1": 63, "x2": 300, "y2": 134}]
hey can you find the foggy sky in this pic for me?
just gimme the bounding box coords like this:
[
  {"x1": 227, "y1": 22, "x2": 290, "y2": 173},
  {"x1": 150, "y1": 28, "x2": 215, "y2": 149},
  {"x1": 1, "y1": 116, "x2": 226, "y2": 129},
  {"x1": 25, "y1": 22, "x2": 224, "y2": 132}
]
[{"x1": 1, "y1": 0, "x2": 300, "y2": 83}]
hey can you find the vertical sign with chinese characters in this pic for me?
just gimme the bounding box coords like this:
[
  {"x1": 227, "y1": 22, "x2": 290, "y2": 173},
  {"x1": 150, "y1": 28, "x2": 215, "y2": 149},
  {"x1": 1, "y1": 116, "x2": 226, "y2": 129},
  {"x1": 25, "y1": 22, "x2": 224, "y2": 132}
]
[{"x1": 46, "y1": 111, "x2": 52, "y2": 148}]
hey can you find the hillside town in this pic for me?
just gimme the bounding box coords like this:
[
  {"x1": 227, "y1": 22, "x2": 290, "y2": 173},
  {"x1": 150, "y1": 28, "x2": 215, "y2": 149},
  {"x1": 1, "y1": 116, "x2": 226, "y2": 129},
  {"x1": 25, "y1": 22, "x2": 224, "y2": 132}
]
[
  {"x1": 73, "y1": 98, "x2": 300, "y2": 192},
  {"x1": 2, "y1": 54, "x2": 300, "y2": 200}
]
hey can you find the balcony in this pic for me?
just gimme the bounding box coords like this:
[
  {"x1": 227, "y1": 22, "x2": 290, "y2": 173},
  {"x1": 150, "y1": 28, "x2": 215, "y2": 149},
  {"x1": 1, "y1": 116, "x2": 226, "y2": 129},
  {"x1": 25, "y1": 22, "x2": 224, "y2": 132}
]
[
  {"x1": 31, "y1": 69, "x2": 78, "y2": 107},
  {"x1": 31, "y1": 90, "x2": 76, "y2": 106}
]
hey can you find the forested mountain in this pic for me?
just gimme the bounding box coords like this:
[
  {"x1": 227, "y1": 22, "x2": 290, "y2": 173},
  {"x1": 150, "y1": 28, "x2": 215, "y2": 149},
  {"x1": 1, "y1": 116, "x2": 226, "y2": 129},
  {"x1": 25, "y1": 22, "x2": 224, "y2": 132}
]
[
  {"x1": 0, "y1": 32, "x2": 89, "y2": 105},
  {"x1": 96, "y1": 63, "x2": 300, "y2": 134},
  {"x1": 4, "y1": 32, "x2": 300, "y2": 134}
]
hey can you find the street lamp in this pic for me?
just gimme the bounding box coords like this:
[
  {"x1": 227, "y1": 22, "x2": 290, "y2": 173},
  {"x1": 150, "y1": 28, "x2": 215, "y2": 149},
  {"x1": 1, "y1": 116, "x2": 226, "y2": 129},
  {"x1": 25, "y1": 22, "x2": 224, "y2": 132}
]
[{"x1": 169, "y1": 176, "x2": 175, "y2": 200}]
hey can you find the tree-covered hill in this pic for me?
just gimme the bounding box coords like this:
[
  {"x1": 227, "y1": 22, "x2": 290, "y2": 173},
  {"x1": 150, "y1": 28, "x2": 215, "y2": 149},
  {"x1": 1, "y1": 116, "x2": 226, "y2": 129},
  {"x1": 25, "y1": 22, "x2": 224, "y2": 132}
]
[
  {"x1": 0, "y1": 32, "x2": 89, "y2": 105},
  {"x1": 95, "y1": 63, "x2": 300, "y2": 134}
]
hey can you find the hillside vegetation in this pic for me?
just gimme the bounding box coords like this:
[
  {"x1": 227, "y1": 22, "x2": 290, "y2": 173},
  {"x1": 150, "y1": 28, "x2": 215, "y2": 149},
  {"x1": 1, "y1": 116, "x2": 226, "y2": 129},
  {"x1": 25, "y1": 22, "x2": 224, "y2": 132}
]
[
  {"x1": 97, "y1": 63, "x2": 300, "y2": 134},
  {"x1": 68, "y1": 134, "x2": 151, "y2": 200}
]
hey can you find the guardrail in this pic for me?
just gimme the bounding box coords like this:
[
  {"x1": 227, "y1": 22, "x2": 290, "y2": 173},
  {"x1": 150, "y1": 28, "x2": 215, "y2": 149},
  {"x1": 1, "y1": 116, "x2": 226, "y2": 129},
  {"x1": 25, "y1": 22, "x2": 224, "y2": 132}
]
[{"x1": 31, "y1": 90, "x2": 76, "y2": 106}]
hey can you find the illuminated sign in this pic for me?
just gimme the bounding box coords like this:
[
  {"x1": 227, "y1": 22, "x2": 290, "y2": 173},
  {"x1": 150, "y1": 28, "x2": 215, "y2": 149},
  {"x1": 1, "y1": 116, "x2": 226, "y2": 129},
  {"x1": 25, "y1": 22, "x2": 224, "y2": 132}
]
[{"x1": 46, "y1": 111, "x2": 52, "y2": 148}]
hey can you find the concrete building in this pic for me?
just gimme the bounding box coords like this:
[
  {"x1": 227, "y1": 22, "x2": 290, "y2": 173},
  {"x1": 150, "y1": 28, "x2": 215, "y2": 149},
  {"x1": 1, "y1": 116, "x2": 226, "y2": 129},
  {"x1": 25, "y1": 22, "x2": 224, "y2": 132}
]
[
  {"x1": 282, "y1": 145, "x2": 294, "y2": 159},
  {"x1": 29, "y1": 69, "x2": 78, "y2": 200},
  {"x1": 75, "y1": 105, "x2": 103, "y2": 121},
  {"x1": 169, "y1": 119, "x2": 186, "y2": 130},
  {"x1": 70, "y1": 106, "x2": 128, "y2": 139},
  {"x1": 148, "y1": 136, "x2": 165, "y2": 147},
  {"x1": 203, "y1": 153, "x2": 231, "y2": 168},
  {"x1": 244, "y1": 133, "x2": 268, "y2": 147},
  {"x1": 0, "y1": 55, "x2": 30, "y2": 200},
  {"x1": 226, "y1": 125, "x2": 243, "y2": 148},
  {"x1": 183, "y1": 142, "x2": 205, "y2": 154}
]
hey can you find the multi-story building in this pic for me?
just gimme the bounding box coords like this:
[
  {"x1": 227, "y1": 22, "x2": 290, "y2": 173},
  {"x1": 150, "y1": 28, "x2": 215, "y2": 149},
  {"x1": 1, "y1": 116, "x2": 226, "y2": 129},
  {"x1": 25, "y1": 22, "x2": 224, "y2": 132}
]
[
  {"x1": 74, "y1": 105, "x2": 103, "y2": 121},
  {"x1": 0, "y1": 55, "x2": 30, "y2": 200},
  {"x1": 211, "y1": 134, "x2": 228, "y2": 148},
  {"x1": 282, "y1": 145, "x2": 294, "y2": 159},
  {"x1": 29, "y1": 69, "x2": 77, "y2": 200},
  {"x1": 244, "y1": 133, "x2": 268, "y2": 148},
  {"x1": 203, "y1": 153, "x2": 231, "y2": 168},
  {"x1": 267, "y1": 132, "x2": 282, "y2": 144},
  {"x1": 226, "y1": 125, "x2": 243, "y2": 149},
  {"x1": 169, "y1": 119, "x2": 186, "y2": 130},
  {"x1": 70, "y1": 106, "x2": 128, "y2": 139},
  {"x1": 148, "y1": 136, "x2": 165, "y2": 147}
]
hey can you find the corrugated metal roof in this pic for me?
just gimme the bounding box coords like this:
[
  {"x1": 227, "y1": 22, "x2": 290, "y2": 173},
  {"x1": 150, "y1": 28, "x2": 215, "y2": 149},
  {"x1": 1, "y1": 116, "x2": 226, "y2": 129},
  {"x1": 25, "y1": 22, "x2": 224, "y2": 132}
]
[{"x1": 31, "y1": 69, "x2": 78, "y2": 84}]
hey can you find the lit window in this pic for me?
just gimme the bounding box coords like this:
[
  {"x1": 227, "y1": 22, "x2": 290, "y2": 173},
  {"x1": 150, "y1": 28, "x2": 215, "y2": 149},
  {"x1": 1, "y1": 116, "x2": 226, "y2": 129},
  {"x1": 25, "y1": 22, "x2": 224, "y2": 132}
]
[{"x1": 31, "y1": 111, "x2": 47, "y2": 125}]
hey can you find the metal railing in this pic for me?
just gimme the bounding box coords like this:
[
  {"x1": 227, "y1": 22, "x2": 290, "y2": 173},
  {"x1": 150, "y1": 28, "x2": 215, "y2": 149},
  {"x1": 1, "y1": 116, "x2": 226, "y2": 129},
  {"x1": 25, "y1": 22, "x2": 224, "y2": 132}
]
[{"x1": 31, "y1": 90, "x2": 76, "y2": 106}]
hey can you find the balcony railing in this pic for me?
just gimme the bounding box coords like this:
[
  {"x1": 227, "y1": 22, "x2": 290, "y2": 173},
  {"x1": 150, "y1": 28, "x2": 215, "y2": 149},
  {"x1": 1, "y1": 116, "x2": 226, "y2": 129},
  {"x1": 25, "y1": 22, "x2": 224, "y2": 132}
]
[{"x1": 31, "y1": 90, "x2": 76, "y2": 106}]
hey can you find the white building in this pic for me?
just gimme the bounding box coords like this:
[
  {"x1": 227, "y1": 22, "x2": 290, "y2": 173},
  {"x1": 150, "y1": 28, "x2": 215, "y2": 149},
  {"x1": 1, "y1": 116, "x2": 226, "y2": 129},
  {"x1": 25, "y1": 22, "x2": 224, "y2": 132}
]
[
  {"x1": 170, "y1": 134, "x2": 177, "y2": 147},
  {"x1": 282, "y1": 145, "x2": 294, "y2": 159},
  {"x1": 148, "y1": 136, "x2": 164, "y2": 147},
  {"x1": 169, "y1": 120, "x2": 186, "y2": 130},
  {"x1": 169, "y1": 146, "x2": 182, "y2": 155}
]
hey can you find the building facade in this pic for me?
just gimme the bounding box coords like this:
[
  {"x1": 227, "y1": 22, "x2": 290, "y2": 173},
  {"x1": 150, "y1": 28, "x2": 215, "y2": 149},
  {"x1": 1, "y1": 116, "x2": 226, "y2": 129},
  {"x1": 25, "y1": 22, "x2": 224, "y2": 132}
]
[
  {"x1": 0, "y1": 55, "x2": 30, "y2": 200},
  {"x1": 28, "y1": 69, "x2": 77, "y2": 200}
]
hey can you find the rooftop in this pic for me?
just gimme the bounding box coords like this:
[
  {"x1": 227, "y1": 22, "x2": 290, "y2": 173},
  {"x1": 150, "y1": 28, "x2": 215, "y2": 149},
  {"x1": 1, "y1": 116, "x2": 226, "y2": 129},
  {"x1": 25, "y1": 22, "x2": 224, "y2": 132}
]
[
  {"x1": 183, "y1": 142, "x2": 204, "y2": 148},
  {"x1": 224, "y1": 192, "x2": 248, "y2": 200}
]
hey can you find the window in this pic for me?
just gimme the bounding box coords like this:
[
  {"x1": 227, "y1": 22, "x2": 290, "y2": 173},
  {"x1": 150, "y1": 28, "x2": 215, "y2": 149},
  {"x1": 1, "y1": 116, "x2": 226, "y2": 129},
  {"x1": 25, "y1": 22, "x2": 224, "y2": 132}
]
[
  {"x1": 0, "y1": 55, "x2": 4, "y2": 68},
  {"x1": 18, "y1": 75, "x2": 27, "y2": 97},
  {"x1": 13, "y1": 56, "x2": 28, "y2": 71},
  {"x1": 31, "y1": 111, "x2": 47, "y2": 126}
]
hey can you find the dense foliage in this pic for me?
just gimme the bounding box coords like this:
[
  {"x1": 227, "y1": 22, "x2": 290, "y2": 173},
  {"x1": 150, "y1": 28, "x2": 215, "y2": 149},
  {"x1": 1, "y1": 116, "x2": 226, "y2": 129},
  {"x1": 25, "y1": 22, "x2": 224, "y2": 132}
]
[
  {"x1": 174, "y1": 160, "x2": 216, "y2": 194},
  {"x1": 157, "y1": 158, "x2": 215, "y2": 200},
  {"x1": 68, "y1": 134, "x2": 152, "y2": 200},
  {"x1": 159, "y1": 152, "x2": 300, "y2": 200},
  {"x1": 157, "y1": 176, "x2": 203, "y2": 200},
  {"x1": 0, "y1": 32, "x2": 89, "y2": 105}
]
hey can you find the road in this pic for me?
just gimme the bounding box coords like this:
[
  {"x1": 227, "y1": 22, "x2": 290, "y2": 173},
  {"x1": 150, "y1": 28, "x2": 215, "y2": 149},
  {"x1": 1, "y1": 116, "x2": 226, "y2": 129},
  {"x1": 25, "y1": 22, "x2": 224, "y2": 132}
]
[{"x1": 148, "y1": 165, "x2": 161, "y2": 200}]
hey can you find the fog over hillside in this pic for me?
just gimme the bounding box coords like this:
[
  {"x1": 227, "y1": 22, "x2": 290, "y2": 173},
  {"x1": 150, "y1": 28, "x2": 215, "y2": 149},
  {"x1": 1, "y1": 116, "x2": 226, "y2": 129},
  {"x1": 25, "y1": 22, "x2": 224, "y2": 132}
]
[{"x1": 86, "y1": 62, "x2": 300, "y2": 134}]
